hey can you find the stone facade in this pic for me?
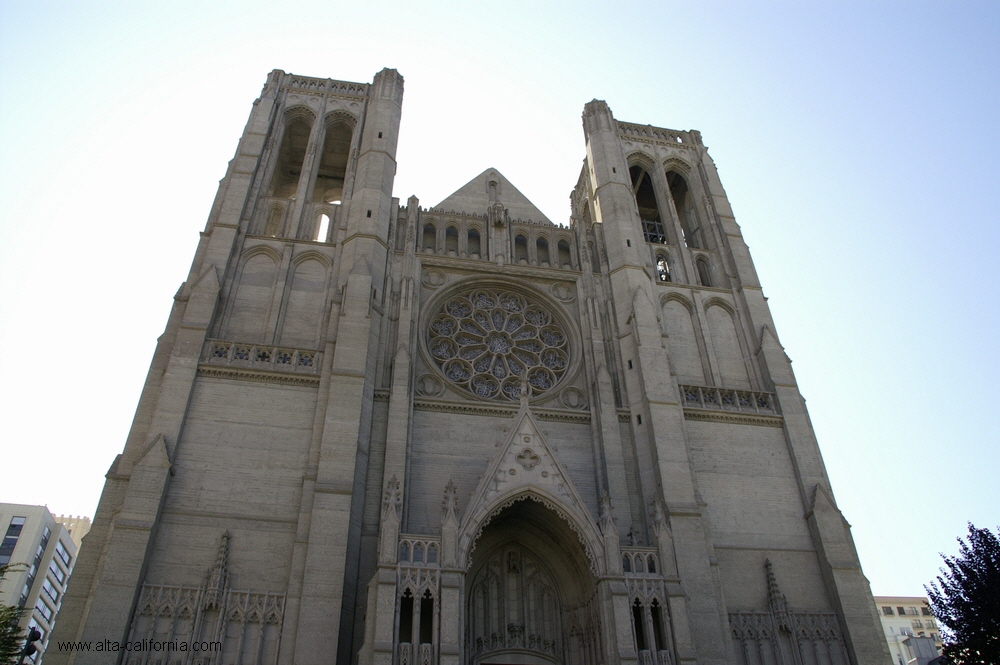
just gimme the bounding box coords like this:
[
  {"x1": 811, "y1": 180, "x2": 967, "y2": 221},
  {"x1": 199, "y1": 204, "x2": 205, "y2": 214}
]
[{"x1": 48, "y1": 69, "x2": 891, "y2": 665}]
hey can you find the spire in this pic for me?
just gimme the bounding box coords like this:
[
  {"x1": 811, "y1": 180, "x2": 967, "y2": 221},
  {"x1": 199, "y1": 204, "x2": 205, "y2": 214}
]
[
  {"x1": 205, "y1": 531, "x2": 230, "y2": 609},
  {"x1": 765, "y1": 558, "x2": 790, "y2": 629}
]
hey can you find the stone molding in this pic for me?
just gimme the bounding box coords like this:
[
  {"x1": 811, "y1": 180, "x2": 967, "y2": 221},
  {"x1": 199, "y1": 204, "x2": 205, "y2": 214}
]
[
  {"x1": 197, "y1": 365, "x2": 321, "y2": 387},
  {"x1": 413, "y1": 398, "x2": 590, "y2": 423},
  {"x1": 682, "y1": 409, "x2": 783, "y2": 428}
]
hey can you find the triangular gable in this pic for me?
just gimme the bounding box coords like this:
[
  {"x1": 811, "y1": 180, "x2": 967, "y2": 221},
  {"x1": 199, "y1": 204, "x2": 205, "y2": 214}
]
[
  {"x1": 432, "y1": 168, "x2": 552, "y2": 224},
  {"x1": 456, "y1": 404, "x2": 605, "y2": 574}
]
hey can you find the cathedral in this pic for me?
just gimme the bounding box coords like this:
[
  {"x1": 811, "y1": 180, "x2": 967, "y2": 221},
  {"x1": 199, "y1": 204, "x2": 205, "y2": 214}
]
[{"x1": 49, "y1": 69, "x2": 891, "y2": 665}]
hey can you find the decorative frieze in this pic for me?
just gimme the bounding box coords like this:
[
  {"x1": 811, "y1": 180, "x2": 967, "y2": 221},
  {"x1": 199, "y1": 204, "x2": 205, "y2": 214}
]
[
  {"x1": 679, "y1": 384, "x2": 777, "y2": 414},
  {"x1": 201, "y1": 339, "x2": 322, "y2": 375}
]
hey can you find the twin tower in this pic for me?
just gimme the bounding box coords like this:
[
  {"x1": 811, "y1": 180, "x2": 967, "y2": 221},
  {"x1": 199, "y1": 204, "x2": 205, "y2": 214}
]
[{"x1": 50, "y1": 69, "x2": 890, "y2": 665}]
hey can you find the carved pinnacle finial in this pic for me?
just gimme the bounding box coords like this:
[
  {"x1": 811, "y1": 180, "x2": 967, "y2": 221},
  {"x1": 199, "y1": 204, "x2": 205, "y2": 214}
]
[
  {"x1": 441, "y1": 479, "x2": 459, "y2": 524},
  {"x1": 204, "y1": 530, "x2": 230, "y2": 609},
  {"x1": 382, "y1": 475, "x2": 401, "y2": 521},
  {"x1": 598, "y1": 491, "x2": 617, "y2": 536},
  {"x1": 765, "y1": 558, "x2": 789, "y2": 620}
]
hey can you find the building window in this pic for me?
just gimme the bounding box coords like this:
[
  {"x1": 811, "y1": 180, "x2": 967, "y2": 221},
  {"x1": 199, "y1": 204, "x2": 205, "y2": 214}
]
[
  {"x1": 35, "y1": 598, "x2": 53, "y2": 623},
  {"x1": 47, "y1": 562, "x2": 66, "y2": 585},
  {"x1": 696, "y1": 257, "x2": 712, "y2": 287},
  {"x1": 656, "y1": 255, "x2": 671, "y2": 282},
  {"x1": 921, "y1": 606, "x2": 932, "y2": 616},
  {"x1": 906, "y1": 607, "x2": 919, "y2": 616},
  {"x1": 882, "y1": 606, "x2": 894, "y2": 615},
  {"x1": 468, "y1": 229, "x2": 481, "y2": 256},
  {"x1": 54, "y1": 541, "x2": 72, "y2": 568},
  {"x1": 422, "y1": 223, "x2": 436, "y2": 252},
  {"x1": 41, "y1": 578, "x2": 59, "y2": 604},
  {"x1": 897, "y1": 606, "x2": 906, "y2": 616},
  {"x1": 0, "y1": 516, "x2": 26, "y2": 565}
]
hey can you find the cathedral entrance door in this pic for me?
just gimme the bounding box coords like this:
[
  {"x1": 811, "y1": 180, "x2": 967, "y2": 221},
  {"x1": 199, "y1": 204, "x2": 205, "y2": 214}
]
[{"x1": 466, "y1": 498, "x2": 600, "y2": 665}]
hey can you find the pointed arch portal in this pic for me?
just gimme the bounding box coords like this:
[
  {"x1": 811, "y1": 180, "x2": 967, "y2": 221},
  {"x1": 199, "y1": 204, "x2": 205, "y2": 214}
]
[{"x1": 467, "y1": 498, "x2": 601, "y2": 665}]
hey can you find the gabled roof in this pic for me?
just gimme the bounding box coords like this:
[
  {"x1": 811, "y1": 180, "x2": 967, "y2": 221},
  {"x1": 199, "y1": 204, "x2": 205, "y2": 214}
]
[{"x1": 432, "y1": 168, "x2": 552, "y2": 225}]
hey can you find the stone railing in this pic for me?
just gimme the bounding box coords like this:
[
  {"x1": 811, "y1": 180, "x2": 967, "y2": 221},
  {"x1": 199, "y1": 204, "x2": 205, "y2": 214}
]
[
  {"x1": 286, "y1": 75, "x2": 368, "y2": 97},
  {"x1": 202, "y1": 340, "x2": 322, "y2": 375},
  {"x1": 617, "y1": 122, "x2": 688, "y2": 144},
  {"x1": 679, "y1": 385, "x2": 777, "y2": 414}
]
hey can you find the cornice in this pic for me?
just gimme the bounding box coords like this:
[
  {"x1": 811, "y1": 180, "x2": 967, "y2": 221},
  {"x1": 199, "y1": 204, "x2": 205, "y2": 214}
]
[
  {"x1": 682, "y1": 409, "x2": 783, "y2": 428},
  {"x1": 413, "y1": 398, "x2": 590, "y2": 423},
  {"x1": 197, "y1": 365, "x2": 321, "y2": 387},
  {"x1": 419, "y1": 254, "x2": 581, "y2": 278}
]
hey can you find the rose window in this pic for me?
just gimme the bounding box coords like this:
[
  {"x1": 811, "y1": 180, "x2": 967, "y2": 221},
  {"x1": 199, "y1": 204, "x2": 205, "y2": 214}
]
[{"x1": 427, "y1": 288, "x2": 570, "y2": 401}]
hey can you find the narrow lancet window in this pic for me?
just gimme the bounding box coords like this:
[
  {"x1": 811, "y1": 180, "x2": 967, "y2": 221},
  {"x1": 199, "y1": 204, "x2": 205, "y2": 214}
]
[
  {"x1": 423, "y1": 224, "x2": 436, "y2": 252},
  {"x1": 697, "y1": 257, "x2": 712, "y2": 287},
  {"x1": 315, "y1": 213, "x2": 330, "y2": 242},
  {"x1": 311, "y1": 121, "x2": 352, "y2": 203},
  {"x1": 468, "y1": 229, "x2": 481, "y2": 257},
  {"x1": 667, "y1": 170, "x2": 703, "y2": 249},
  {"x1": 656, "y1": 255, "x2": 671, "y2": 282},
  {"x1": 632, "y1": 599, "x2": 647, "y2": 650},
  {"x1": 269, "y1": 117, "x2": 312, "y2": 199},
  {"x1": 445, "y1": 226, "x2": 458, "y2": 254},
  {"x1": 537, "y1": 238, "x2": 550, "y2": 265},
  {"x1": 419, "y1": 591, "x2": 434, "y2": 644},
  {"x1": 515, "y1": 235, "x2": 528, "y2": 263},
  {"x1": 557, "y1": 240, "x2": 571, "y2": 268},
  {"x1": 630, "y1": 165, "x2": 667, "y2": 244}
]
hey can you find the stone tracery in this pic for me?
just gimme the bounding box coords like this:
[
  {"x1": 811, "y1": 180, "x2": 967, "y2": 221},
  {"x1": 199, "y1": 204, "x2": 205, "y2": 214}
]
[{"x1": 427, "y1": 288, "x2": 570, "y2": 401}]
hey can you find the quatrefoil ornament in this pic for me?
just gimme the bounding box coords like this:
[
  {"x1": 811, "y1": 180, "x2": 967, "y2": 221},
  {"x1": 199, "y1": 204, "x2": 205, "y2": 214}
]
[{"x1": 516, "y1": 448, "x2": 541, "y2": 471}]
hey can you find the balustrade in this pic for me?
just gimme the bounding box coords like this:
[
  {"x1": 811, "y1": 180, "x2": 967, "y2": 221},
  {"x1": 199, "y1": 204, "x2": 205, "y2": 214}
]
[
  {"x1": 202, "y1": 340, "x2": 321, "y2": 374},
  {"x1": 679, "y1": 384, "x2": 777, "y2": 414}
]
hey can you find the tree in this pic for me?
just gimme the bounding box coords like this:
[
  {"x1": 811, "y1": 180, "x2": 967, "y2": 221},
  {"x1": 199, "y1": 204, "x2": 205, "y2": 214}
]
[
  {"x1": 925, "y1": 523, "x2": 1000, "y2": 665},
  {"x1": 0, "y1": 563, "x2": 26, "y2": 665}
]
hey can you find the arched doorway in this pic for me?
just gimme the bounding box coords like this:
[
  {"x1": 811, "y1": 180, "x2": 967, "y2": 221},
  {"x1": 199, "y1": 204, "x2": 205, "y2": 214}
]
[{"x1": 466, "y1": 498, "x2": 601, "y2": 665}]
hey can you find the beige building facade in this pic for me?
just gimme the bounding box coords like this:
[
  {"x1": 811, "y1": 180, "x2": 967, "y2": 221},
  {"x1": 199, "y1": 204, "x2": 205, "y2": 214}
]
[
  {"x1": 1, "y1": 504, "x2": 78, "y2": 662},
  {"x1": 872, "y1": 597, "x2": 941, "y2": 665},
  {"x1": 49, "y1": 69, "x2": 890, "y2": 665}
]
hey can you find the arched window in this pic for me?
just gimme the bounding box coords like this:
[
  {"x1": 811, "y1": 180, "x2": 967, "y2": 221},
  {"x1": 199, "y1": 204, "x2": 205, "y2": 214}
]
[
  {"x1": 589, "y1": 242, "x2": 600, "y2": 272},
  {"x1": 468, "y1": 228, "x2": 481, "y2": 257},
  {"x1": 422, "y1": 224, "x2": 436, "y2": 252},
  {"x1": 630, "y1": 165, "x2": 666, "y2": 244},
  {"x1": 667, "y1": 170, "x2": 703, "y2": 249},
  {"x1": 536, "y1": 237, "x2": 550, "y2": 265},
  {"x1": 420, "y1": 590, "x2": 434, "y2": 644},
  {"x1": 651, "y1": 599, "x2": 666, "y2": 650},
  {"x1": 264, "y1": 207, "x2": 282, "y2": 237},
  {"x1": 656, "y1": 255, "x2": 671, "y2": 282},
  {"x1": 413, "y1": 543, "x2": 424, "y2": 563},
  {"x1": 395, "y1": 219, "x2": 406, "y2": 251},
  {"x1": 635, "y1": 555, "x2": 644, "y2": 573},
  {"x1": 311, "y1": 121, "x2": 352, "y2": 203},
  {"x1": 427, "y1": 544, "x2": 438, "y2": 564},
  {"x1": 515, "y1": 235, "x2": 528, "y2": 263},
  {"x1": 696, "y1": 257, "x2": 712, "y2": 287},
  {"x1": 399, "y1": 542, "x2": 410, "y2": 562},
  {"x1": 557, "y1": 240, "x2": 571, "y2": 268},
  {"x1": 623, "y1": 555, "x2": 632, "y2": 573},
  {"x1": 445, "y1": 226, "x2": 458, "y2": 254},
  {"x1": 647, "y1": 555, "x2": 656, "y2": 574},
  {"x1": 399, "y1": 590, "x2": 414, "y2": 644},
  {"x1": 269, "y1": 116, "x2": 312, "y2": 199},
  {"x1": 315, "y1": 213, "x2": 330, "y2": 242},
  {"x1": 632, "y1": 599, "x2": 647, "y2": 650}
]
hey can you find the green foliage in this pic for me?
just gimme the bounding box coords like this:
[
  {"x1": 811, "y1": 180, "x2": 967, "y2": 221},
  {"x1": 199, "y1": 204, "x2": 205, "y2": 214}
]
[
  {"x1": 926, "y1": 523, "x2": 1000, "y2": 665},
  {"x1": 0, "y1": 563, "x2": 26, "y2": 665}
]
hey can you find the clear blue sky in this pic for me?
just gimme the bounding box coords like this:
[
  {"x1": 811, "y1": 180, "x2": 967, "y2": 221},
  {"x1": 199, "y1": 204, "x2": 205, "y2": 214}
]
[{"x1": 1, "y1": 1, "x2": 997, "y2": 598}]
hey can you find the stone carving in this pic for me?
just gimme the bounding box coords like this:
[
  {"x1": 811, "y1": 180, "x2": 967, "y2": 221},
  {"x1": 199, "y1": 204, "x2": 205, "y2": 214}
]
[
  {"x1": 427, "y1": 288, "x2": 570, "y2": 401},
  {"x1": 728, "y1": 560, "x2": 850, "y2": 665},
  {"x1": 421, "y1": 268, "x2": 446, "y2": 289},
  {"x1": 549, "y1": 281, "x2": 576, "y2": 302},
  {"x1": 414, "y1": 374, "x2": 444, "y2": 397},
  {"x1": 560, "y1": 386, "x2": 587, "y2": 410},
  {"x1": 383, "y1": 475, "x2": 401, "y2": 520}
]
